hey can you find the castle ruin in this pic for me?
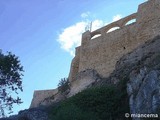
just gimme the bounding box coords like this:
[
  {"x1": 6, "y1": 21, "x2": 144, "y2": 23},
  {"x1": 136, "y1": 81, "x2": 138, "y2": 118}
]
[{"x1": 30, "y1": 0, "x2": 160, "y2": 108}]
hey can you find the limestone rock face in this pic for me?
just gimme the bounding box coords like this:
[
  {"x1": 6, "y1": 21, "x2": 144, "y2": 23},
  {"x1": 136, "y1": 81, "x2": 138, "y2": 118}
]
[
  {"x1": 112, "y1": 35, "x2": 160, "y2": 119},
  {"x1": 68, "y1": 69, "x2": 101, "y2": 97},
  {"x1": 127, "y1": 68, "x2": 160, "y2": 116}
]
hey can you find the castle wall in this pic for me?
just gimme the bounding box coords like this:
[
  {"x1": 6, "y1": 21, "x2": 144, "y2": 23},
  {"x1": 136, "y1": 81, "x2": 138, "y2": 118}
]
[
  {"x1": 30, "y1": 89, "x2": 58, "y2": 108},
  {"x1": 79, "y1": 23, "x2": 137, "y2": 78},
  {"x1": 69, "y1": 0, "x2": 160, "y2": 81},
  {"x1": 30, "y1": 0, "x2": 160, "y2": 108},
  {"x1": 68, "y1": 46, "x2": 81, "y2": 82}
]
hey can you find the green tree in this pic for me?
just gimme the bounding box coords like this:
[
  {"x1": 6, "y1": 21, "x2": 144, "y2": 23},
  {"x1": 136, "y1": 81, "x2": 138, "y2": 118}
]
[
  {"x1": 0, "y1": 50, "x2": 24, "y2": 117},
  {"x1": 58, "y1": 78, "x2": 70, "y2": 93}
]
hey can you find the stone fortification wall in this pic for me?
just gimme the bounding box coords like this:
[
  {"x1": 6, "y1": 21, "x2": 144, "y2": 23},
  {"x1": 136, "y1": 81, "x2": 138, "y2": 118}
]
[
  {"x1": 68, "y1": 47, "x2": 81, "y2": 82},
  {"x1": 30, "y1": 89, "x2": 58, "y2": 108},
  {"x1": 30, "y1": 0, "x2": 160, "y2": 108},
  {"x1": 69, "y1": 0, "x2": 160, "y2": 82}
]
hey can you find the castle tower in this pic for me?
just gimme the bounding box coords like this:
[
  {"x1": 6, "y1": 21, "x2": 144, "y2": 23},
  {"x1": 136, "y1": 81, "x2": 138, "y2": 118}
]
[{"x1": 69, "y1": 0, "x2": 160, "y2": 82}]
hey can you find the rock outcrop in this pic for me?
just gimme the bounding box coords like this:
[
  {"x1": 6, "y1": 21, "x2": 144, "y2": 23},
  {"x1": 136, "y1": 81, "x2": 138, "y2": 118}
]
[
  {"x1": 3, "y1": 37, "x2": 160, "y2": 120},
  {"x1": 67, "y1": 69, "x2": 101, "y2": 97},
  {"x1": 0, "y1": 107, "x2": 49, "y2": 120},
  {"x1": 115, "y1": 35, "x2": 160, "y2": 119},
  {"x1": 2, "y1": 0, "x2": 160, "y2": 119},
  {"x1": 127, "y1": 69, "x2": 160, "y2": 116}
]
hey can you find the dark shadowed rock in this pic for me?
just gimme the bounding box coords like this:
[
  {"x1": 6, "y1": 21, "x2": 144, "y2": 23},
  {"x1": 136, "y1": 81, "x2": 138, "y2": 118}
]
[
  {"x1": 127, "y1": 69, "x2": 160, "y2": 119},
  {"x1": 0, "y1": 107, "x2": 49, "y2": 120}
]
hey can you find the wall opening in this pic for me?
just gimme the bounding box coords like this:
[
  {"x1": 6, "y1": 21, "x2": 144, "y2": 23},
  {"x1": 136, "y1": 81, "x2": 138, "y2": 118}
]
[
  {"x1": 91, "y1": 34, "x2": 101, "y2": 40},
  {"x1": 107, "y1": 27, "x2": 120, "y2": 33},
  {"x1": 125, "y1": 19, "x2": 136, "y2": 26}
]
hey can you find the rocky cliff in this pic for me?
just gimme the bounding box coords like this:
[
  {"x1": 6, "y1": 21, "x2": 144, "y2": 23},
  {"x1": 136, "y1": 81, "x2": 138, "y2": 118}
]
[
  {"x1": 29, "y1": 0, "x2": 160, "y2": 110},
  {"x1": 114, "y1": 35, "x2": 160, "y2": 120},
  {"x1": 1, "y1": 0, "x2": 160, "y2": 119},
  {"x1": 2, "y1": 36, "x2": 160, "y2": 120}
]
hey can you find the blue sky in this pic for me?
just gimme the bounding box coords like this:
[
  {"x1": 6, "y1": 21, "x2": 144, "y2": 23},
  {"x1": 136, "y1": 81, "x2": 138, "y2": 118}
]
[{"x1": 0, "y1": 0, "x2": 146, "y2": 115}]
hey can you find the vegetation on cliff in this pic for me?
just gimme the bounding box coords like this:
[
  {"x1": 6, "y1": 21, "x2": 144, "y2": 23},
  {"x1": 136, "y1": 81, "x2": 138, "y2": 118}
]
[
  {"x1": 58, "y1": 78, "x2": 70, "y2": 94},
  {"x1": 48, "y1": 36, "x2": 160, "y2": 120},
  {"x1": 49, "y1": 83, "x2": 130, "y2": 120},
  {"x1": 2, "y1": 36, "x2": 160, "y2": 120}
]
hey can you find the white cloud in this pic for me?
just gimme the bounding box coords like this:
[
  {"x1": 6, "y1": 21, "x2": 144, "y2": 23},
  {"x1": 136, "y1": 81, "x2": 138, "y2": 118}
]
[
  {"x1": 81, "y1": 12, "x2": 90, "y2": 18},
  {"x1": 57, "y1": 22, "x2": 87, "y2": 56},
  {"x1": 57, "y1": 14, "x2": 122, "y2": 56},
  {"x1": 113, "y1": 14, "x2": 122, "y2": 22},
  {"x1": 91, "y1": 20, "x2": 104, "y2": 31}
]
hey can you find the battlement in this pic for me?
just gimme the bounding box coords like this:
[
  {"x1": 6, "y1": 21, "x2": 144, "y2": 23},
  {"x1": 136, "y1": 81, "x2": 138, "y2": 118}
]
[{"x1": 69, "y1": 0, "x2": 160, "y2": 82}]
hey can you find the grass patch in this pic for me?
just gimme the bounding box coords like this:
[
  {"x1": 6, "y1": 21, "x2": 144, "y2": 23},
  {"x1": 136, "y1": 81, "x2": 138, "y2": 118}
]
[{"x1": 49, "y1": 85, "x2": 130, "y2": 120}]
